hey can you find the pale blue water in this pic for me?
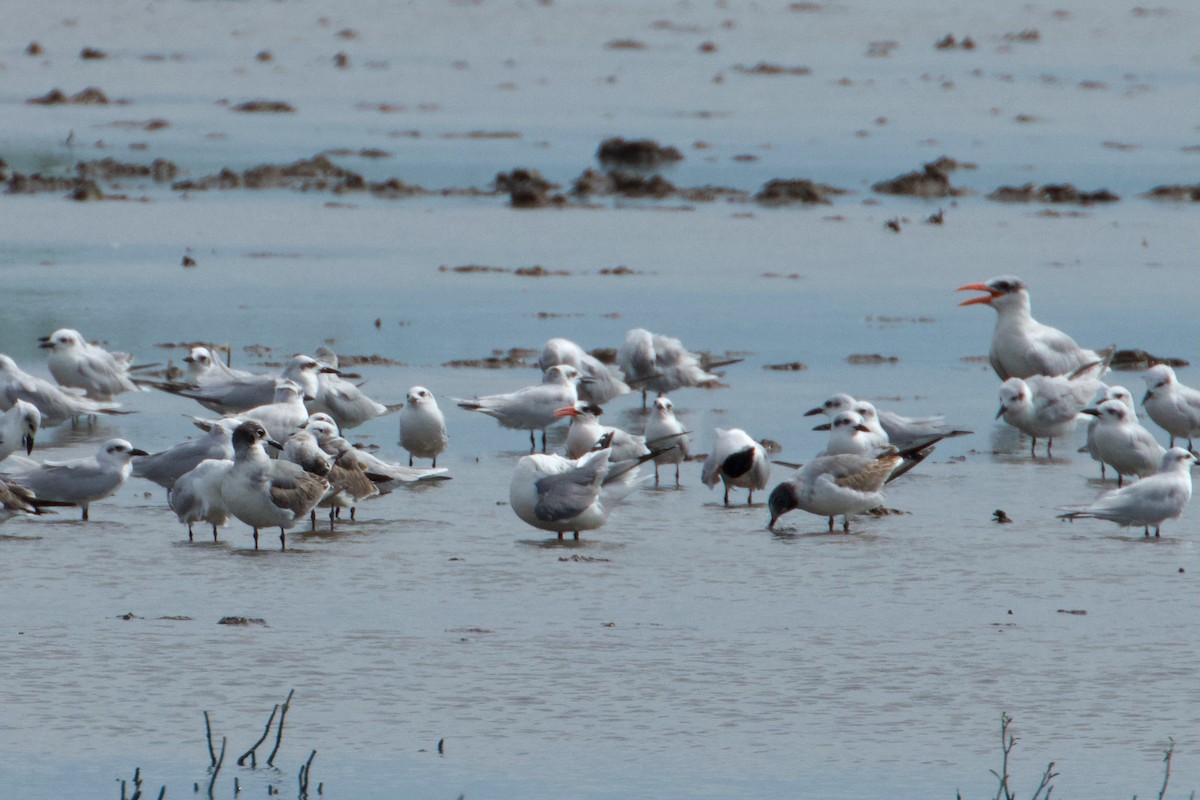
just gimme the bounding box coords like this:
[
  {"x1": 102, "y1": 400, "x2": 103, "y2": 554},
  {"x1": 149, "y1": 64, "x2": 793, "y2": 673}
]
[{"x1": 0, "y1": 1, "x2": 1197, "y2": 798}]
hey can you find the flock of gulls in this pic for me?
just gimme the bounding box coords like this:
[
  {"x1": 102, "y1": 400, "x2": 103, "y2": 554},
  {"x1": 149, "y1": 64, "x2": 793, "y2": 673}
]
[{"x1": 0, "y1": 275, "x2": 1197, "y2": 547}]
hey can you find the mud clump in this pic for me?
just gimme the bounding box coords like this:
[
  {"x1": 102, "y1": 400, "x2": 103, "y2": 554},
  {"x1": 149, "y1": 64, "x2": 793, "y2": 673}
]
[
  {"x1": 610, "y1": 170, "x2": 675, "y2": 198},
  {"x1": 218, "y1": 616, "x2": 268, "y2": 626},
  {"x1": 764, "y1": 362, "x2": 807, "y2": 371},
  {"x1": 77, "y1": 157, "x2": 179, "y2": 183},
  {"x1": 733, "y1": 62, "x2": 812, "y2": 76},
  {"x1": 873, "y1": 157, "x2": 970, "y2": 198},
  {"x1": 514, "y1": 265, "x2": 570, "y2": 277},
  {"x1": 80, "y1": 47, "x2": 107, "y2": 60},
  {"x1": 495, "y1": 168, "x2": 564, "y2": 208},
  {"x1": 1143, "y1": 184, "x2": 1200, "y2": 201},
  {"x1": 232, "y1": 99, "x2": 295, "y2": 113},
  {"x1": 934, "y1": 34, "x2": 976, "y2": 50},
  {"x1": 27, "y1": 87, "x2": 112, "y2": 105},
  {"x1": 596, "y1": 137, "x2": 683, "y2": 168},
  {"x1": 754, "y1": 178, "x2": 845, "y2": 205},
  {"x1": 173, "y1": 155, "x2": 420, "y2": 196},
  {"x1": 988, "y1": 183, "x2": 1119, "y2": 205},
  {"x1": 443, "y1": 348, "x2": 536, "y2": 369},
  {"x1": 846, "y1": 354, "x2": 900, "y2": 365}
]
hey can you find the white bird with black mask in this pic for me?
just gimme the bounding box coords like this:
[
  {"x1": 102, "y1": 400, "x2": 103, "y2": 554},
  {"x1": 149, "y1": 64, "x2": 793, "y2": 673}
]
[
  {"x1": 1, "y1": 438, "x2": 148, "y2": 521},
  {"x1": 996, "y1": 361, "x2": 1107, "y2": 457},
  {"x1": 805, "y1": 393, "x2": 970, "y2": 450},
  {"x1": 644, "y1": 395, "x2": 690, "y2": 486},
  {"x1": 231, "y1": 379, "x2": 309, "y2": 444},
  {"x1": 1081, "y1": 399, "x2": 1165, "y2": 487},
  {"x1": 151, "y1": 354, "x2": 332, "y2": 415},
  {"x1": 556, "y1": 402, "x2": 649, "y2": 462},
  {"x1": 1082, "y1": 386, "x2": 1139, "y2": 479}
]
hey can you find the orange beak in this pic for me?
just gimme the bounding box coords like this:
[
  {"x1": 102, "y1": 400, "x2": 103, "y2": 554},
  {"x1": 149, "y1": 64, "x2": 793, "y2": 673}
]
[
  {"x1": 957, "y1": 282, "x2": 1001, "y2": 307},
  {"x1": 553, "y1": 406, "x2": 579, "y2": 418}
]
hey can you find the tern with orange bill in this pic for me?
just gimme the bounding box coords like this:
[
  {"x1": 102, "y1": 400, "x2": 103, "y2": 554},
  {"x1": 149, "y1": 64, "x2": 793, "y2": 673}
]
[{"x1": 958, "y1": 275, "x2": 1109, "y2": 380}]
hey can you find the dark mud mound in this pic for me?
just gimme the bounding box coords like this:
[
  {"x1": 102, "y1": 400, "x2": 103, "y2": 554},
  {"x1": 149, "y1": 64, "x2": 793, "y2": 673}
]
[
  {"x1": 596, "y1": 137, "x2": 683, "y2": 169},
  {"x1": 872, "y1": 157, "x2": 971, "y2": 198},
  {"x1": 495, "y1": 168, "x2": 565, "y2": 208},
  {"x1": 1143, "y1": 184, "x2": 1200, "y2": 201},
  {"x1": 988, "y1": 183, "x2": 1119, "y2": 204},
  {"x1": 755, "y1": 178, "x2": 847, "y2": 205}
]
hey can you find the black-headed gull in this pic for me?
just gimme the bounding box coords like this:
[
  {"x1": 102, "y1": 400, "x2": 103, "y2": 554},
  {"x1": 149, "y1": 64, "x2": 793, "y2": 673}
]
[
  {"x1": 399, "y1": 386, "x2": 448, "y2": 467},
  {"x1": 1141, "y1": 365, "x2": 1200, "y2": 450},
  {"x1": 767, "y1": 440, "x2": 937, "y2": 532},
  {"x1": 1059, "y1": 447, "x2": 1196, "y2": 537},
  {"x1": 220, "y1": 420, "x2": 328, "y2": 549},
  {"x1": 1, "y1": 438, "x2": 147, "y2": 521},
  {"x1": 958, "y1": 275, "x2": 1107, "y2": 380},
  {"x1": 701, "y1": 427, "x2": 770, "y2": 505}
]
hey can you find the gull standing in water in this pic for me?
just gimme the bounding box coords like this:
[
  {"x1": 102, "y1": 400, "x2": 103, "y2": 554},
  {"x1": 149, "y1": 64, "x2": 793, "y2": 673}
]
[
  {"x1": 0, "y1": 354, "x2": 126, "y2": 426},
  {"x1": 452, "y1": 365, "x2": 588, "y2": 452},
  {"x1": 701, "y1": 428, "x2": 769, "y2": 506},
  {"x1": 151, "y1": 354, "x2": 331, "y2": 415},
  {"x1": 958, "y1": 275, "x2": 1107, "y2": 380},
  {"x1": 169, "y1": 459, "x2": 234, "y2": 542},
  {"x1": 1059, "y1": 447, "x2": 1197, "y2": 537},
  {"x1": 643, "y1": 396, "x2": 690, "y2": 486},
  {"x1": 0, "y1": 400, "x2": 40, "y2": 462},
  {"x1": 308, "y1": 347, "x2": 401, "y2": 429},
  {"x1": 1081, "y1": 399, "x2": 1164, "y2": 487},
  {"x1": 996, "y1": 362, "x2": 1107, "y2": 456},
  {"x1": 617, "y1": 328, "x2": 741, "y2": 407},
  {"x1": 767, "y1": 440, "x2": 939, "y2": 532},
  {"x1": 509, "y1": 445, "x2": 654, "y2": 539},
  {"x1": 538, "y1": 337, "x2": 630, "y2": 404},
  {"x1": 1141, "y1": 364, "x2": 1200, "y2": 450},
  {"x1": 232, "y1": 379, "x2": 310, "y2": 444},
  {"x1": 1082, "y1": 386, "x2": 1139, "y2": 479},
  {"x1": 39, "y1": 328, "x2": 148, "y2": 401},
  {"x1": 1, "y1": 439, "x2": 147, "y2": 521},
  {"x1": 220, "y1": 420, "x2": 328, "y2": 549},
  {"x1": 399, "y1": 386, "x2": 448, "y2": 467}
]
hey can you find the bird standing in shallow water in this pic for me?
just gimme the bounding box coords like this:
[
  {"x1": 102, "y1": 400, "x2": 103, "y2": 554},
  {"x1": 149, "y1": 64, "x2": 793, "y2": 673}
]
[{"x1": 1059, "y1": 447, "x2": 1197, "y2": 537}]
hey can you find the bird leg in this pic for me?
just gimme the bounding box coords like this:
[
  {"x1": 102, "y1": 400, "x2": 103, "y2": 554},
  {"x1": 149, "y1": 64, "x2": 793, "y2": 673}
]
[
  {"x1": 1030, "y1": 437, "x2": 1038, "y2": 458},
  {"x1": 654, "y1": 464, "x2": 660, "y2": 486},
  {"x1": 843, "y1": 516, "x2": 851, "y2": 533},
  {"x1": 529, "y1": 430, "x2": 536, "y2": 453},
  {"x1": 640, "y1": 388, "x2": 648, "y2": 409},
  {"x1": 81, "y1": 506, "x2": 89, "y2": 522},
  {"x1": 541, "y1": 429, "x2": 548, "y2": 453},
  {"x1": 253, "y1": 528, "x2": 260, "y2": 549},
  {"x1": 827, "y1": 516, "x2": 834, "y2": 531},
  {"x1": 723, "y1": 486, "x2": 730, "y2": 506},
  {"x1": 432, "y1": 456, "x2": 438, "y2": 468},
  {"x1": 279, "y1": 528, "x2": 286, "y2": 550},
  {"x1": 211, "y1": 524, "x2": 219, "y2": 543},
  {"x1": 350, "y1": 507, "x2": 356, "y2": 521},
  {"x1": 310, "y1": 510, "x2": 316, "y2": 531},
  {"x1": 408, "y1": 454, "x2": 414, "y2": 467},
  {"x1": 746, "y1": 489, "x2": 753, "y2": 506},
  {"x1": 187, "y1": 523, "x2": 194, "y2": 542},
  {"x1": 1117, "y1": 474, "x2": 1124, "y2": 488},
  {"x1": 1047, "y1": 437, "x2": 1054, "y2": 456},
  {"x1": 573, "y1": 531, "x2": 579, "y2": 540},
  {"x1": 557, "y1": 531, "x2": 564, "y2": 540},
  {"x1": 1154, "y1": 526, "x2": 1161, "y2": 538},
  {"x1": 674, "y1": 463, "x2": 680, "y2": 487},
  {"x1": 329, "y1": 507, "x2": 336, "y2": 531}
]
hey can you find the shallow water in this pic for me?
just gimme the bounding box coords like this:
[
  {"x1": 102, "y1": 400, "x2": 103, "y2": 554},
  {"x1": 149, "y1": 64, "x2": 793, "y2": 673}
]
[{"x1": 1, "y1": 1, "x2": 1198, "y2": 798}]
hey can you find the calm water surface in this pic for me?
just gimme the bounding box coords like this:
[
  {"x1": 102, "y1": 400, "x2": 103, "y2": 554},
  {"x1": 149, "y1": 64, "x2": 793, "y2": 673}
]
[{"x1": 0, "y1": 1, "x2": 1197, "y2": 798}]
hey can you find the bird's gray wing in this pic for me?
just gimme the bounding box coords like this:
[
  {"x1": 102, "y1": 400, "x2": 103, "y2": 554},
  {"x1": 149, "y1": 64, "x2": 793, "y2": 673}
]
[
  {"x1": 534, "y1": 461, "x2": 605, "y2": 522},
  {"x1": 268, "y1": 462, "x2": 328, "y2": 514}
]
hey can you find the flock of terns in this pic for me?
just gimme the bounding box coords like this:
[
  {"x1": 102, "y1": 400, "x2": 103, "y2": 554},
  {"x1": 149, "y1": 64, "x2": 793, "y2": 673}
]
[{"x1": 0, "y1": 275, "x2": 1197, "y2": 546}]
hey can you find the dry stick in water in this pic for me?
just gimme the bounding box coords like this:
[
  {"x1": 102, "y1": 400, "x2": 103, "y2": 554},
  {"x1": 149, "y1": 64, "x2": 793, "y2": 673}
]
[
  {"x1": 204, "y1": 711, "x2": 217, "y2": 767},
  {"x1": 208, "y1": 735, "x2": 226, "y2": 798},
  {"x1": 298, "y1": 749, "x2": 317, "y2": 798},
  {"x1": 267, "y1": 689, "x2": 296, "y2": 768},
  {"x1": 1158, "y1": 737, "x2": 1175, "y2": 800},
  {"x1": 236, "y1": 703, "x2": 279, "y2": 767}
]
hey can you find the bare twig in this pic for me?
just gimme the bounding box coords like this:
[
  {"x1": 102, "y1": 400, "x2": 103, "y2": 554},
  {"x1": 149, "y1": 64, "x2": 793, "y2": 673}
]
[
  {"x1": 207, "y1": 736, "x2": 226, "y2": 798},
  {"x1": 236, "y1": 704, "x2": 279, "y2": 767},
  {"x1": 266, "y1": 689, "x2": 295, "y2": 768},
  {"x1": 990, "y1": 712, "x2": 1017, "y2": 800},
  {"x1": 1030, "y1": 761, "x2": 1058, "y2": 800},
  {"x1": 204, "y1": 711, "x2": 217, "y2": 767},
  {"x1": 1159, "y1": 738, "x2": 1175, "y2": 800},
  {"x1": 298, "y1": 749, "x2": 317, "y2": 798}
]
